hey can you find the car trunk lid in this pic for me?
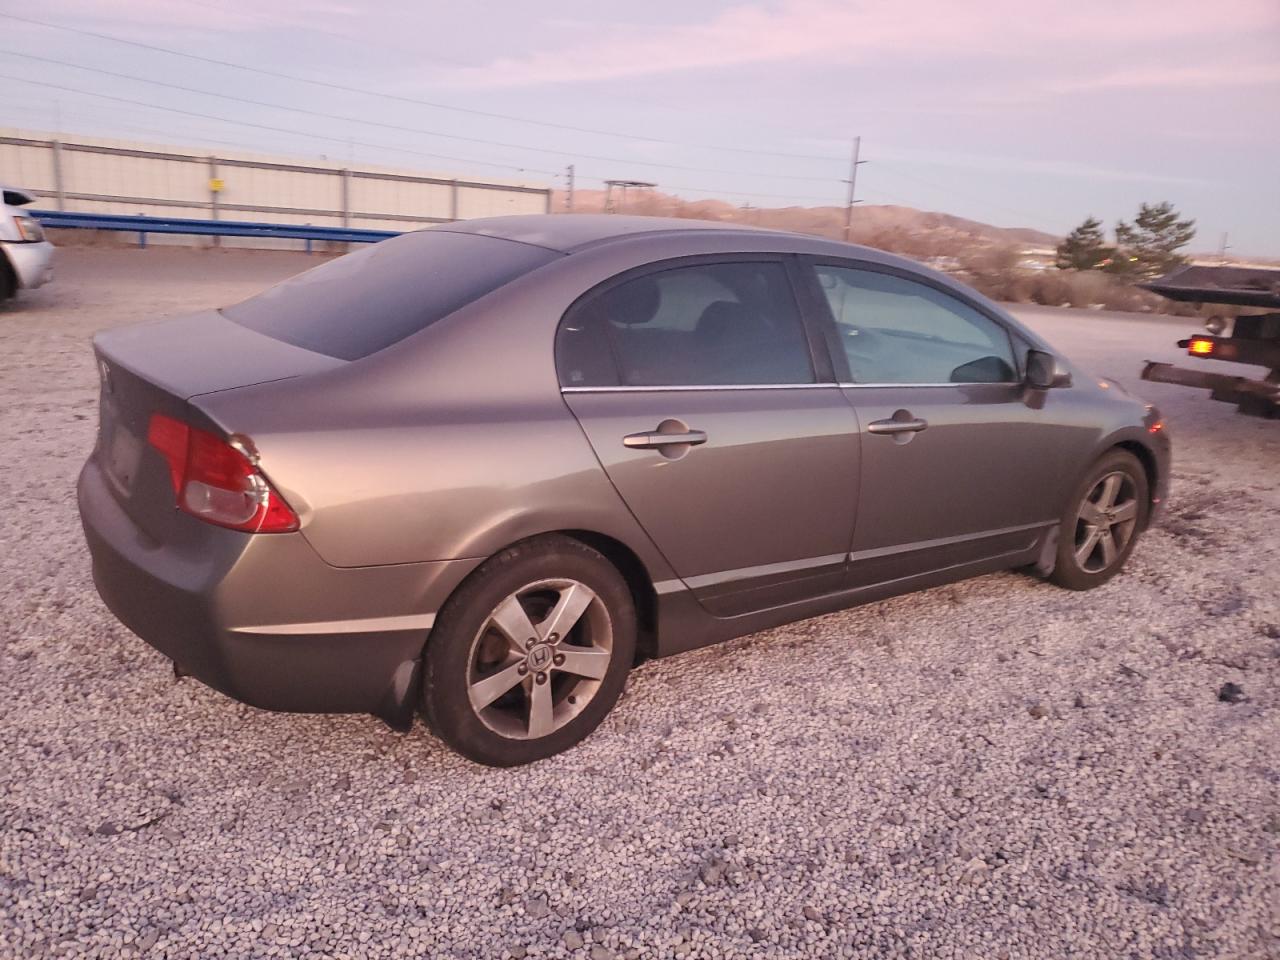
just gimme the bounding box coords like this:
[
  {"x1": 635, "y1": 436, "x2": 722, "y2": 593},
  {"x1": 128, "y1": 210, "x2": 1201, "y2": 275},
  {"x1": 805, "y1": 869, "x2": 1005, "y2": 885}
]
[
  {"x1": 94, "y1": 309, "x2": 344, "y2": 400},
  {"x1": 92, "y1": 310, "x2": 342, "y2": 539}
]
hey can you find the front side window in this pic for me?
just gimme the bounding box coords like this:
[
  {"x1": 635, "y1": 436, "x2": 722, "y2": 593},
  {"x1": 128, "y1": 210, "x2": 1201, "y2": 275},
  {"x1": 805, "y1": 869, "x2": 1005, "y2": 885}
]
[
  {"x1": 813, "y1": 264, "x2": 1016, "y2": 385},
  {"x1": 557, "y1": 261, "x2": 814, "y2": 387}
]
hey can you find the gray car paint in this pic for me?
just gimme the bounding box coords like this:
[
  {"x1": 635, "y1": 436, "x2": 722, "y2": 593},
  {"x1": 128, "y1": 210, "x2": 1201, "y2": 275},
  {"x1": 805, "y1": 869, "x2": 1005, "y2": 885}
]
[
  {"x1": 565, "y1": 386, "x2": 860, "y2": 616},
  {"x1": 95, "y1": 310, "x2": 345, "y2": 399},
  {"x1": 78, "y1": 215, "x2": 1170, "y2": 726}
]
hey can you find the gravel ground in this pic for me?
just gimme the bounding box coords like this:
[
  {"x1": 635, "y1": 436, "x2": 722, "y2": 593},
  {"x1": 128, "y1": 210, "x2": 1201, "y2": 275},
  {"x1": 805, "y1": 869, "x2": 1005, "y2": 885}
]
[{"x1": 2, "y1": 248, "x2": 1277, "y2": 960}]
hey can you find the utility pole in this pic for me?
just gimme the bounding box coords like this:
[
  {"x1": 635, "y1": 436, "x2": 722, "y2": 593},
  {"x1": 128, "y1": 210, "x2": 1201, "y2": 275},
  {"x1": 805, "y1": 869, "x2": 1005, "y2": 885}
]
[
  {"x1": 843, "y1": 136, "x2": 865, "y2": 242},
  {"x1": 51, "y1": 99, "x2": 66, "y2": 212},
  {"x1": 1218, "y1": 232, "x2": 1230, "y2": 264},
  {"x1": 566, "y1": 164, "x2": 575, "y2": 211}
]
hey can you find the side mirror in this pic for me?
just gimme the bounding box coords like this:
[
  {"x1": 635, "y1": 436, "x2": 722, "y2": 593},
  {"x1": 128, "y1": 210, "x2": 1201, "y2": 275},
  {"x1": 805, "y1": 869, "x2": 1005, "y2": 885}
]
[{"x1": 1026, "y1": 349, "x2": 1072, "y2": 390}]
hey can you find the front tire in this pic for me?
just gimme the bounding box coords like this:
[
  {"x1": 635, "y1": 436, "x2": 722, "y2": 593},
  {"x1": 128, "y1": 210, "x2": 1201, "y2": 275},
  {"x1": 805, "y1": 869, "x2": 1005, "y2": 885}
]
[
  {"x1": 1049, "y1": 449, "x2": 1149, "y2": 591},
  {"x1": 421, "y1": 535, "x2": 636, "y2": 766},
  {"x1": 0, "y1": 255, "x2": 16, "y2": 302}
]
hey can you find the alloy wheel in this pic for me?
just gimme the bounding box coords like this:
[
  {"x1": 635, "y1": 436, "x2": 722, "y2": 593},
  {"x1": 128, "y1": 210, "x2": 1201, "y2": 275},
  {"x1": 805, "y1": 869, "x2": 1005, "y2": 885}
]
[
  {"x1": 1073, "y1": 471, "x2": 1139, "y2": 573},
  {"x1": 466, "y1": 579, "x2": 614, "y2": 740}
]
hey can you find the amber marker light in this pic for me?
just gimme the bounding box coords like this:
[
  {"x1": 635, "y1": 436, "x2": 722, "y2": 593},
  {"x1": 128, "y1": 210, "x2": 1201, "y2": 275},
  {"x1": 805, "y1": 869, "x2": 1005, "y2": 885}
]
[{"x1": 1188, "y1": 338, "x2": 1215, "y2": 356}]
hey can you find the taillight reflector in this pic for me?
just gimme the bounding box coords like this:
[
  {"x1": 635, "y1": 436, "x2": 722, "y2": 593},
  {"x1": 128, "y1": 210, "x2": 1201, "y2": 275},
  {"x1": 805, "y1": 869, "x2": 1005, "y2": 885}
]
[{"x1": 146, "y1": 413, "x2": 299, "y2": 533}]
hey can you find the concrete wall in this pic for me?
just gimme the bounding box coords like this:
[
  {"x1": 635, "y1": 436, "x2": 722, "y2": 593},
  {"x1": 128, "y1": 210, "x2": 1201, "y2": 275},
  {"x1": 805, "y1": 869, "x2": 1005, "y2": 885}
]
[{"x1": 1, "y1": 128, "x2": 552, "y2": 249}]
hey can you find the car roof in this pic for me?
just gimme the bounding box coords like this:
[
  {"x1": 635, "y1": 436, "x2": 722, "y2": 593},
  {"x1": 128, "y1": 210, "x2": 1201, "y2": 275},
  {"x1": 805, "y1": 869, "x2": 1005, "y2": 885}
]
[
  {"x1": 423, "y1": 213, "x2": 1026, "y2": 334},
  {"x1": 431, "y1": 213, "x2": 785, "y2": 253}
]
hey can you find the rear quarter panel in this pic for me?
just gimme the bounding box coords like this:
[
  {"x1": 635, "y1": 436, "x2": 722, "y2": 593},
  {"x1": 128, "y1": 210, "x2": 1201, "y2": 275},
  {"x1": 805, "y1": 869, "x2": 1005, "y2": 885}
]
[
  {"x1": 198, "y1": 382, "x2": 661, "y2": 573},
  {"x1": 191, "y1": 247, "x2": 705, "y2": 580}
]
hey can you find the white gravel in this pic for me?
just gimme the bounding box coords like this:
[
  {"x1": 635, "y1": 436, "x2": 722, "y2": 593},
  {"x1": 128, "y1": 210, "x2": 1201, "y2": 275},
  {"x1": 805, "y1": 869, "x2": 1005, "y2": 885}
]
[{"x1": 1, "y1": 248, "x2": 1277, "y2": 960}]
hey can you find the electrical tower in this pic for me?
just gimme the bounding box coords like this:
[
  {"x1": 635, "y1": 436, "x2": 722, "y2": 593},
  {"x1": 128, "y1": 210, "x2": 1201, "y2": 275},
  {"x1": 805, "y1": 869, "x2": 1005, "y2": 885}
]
[{"x1": 604, "y1": 179, "x2": 657, "y2": 214}]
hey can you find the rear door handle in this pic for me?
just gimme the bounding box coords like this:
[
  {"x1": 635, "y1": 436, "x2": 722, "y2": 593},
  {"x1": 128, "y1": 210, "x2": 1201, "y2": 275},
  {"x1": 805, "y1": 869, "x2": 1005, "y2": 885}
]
[
  {"x1": 867, "y1": 416, "x2": 928, "y2": 435},
  {"x1": 623, "y1": 429, "x2": 708, "y2": 449}
]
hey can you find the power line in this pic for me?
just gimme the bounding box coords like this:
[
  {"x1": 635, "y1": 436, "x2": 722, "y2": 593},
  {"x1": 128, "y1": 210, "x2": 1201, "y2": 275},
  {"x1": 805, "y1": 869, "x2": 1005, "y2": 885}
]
[
  {"x1": 1, "y1": 12, "x2": 1070, "y2": 229},
  {"x1": 0, "y1": 79, "x2": 1039, "y2": 217},
  {"x1": 2, "y1": 50, "x2": 845, "y2": 184},
  {"x1": 0, "y1": 12, "x2": 845, "y2": 163},
  {"x1": 0, "y1": 13, "x2": 1065, "y2": 228},
  {"x1": 0, "y1": 98, "x2": 313, "y2": 156},
  {"x1": 0, "y1": 72, "x2": 563, "y2": 177},
  {"x1": 580, "y1": 178, "x2": 840, "y2": 204},
  {"x1": 0, "y1": 73, "x2": 842, "y2": 206}
]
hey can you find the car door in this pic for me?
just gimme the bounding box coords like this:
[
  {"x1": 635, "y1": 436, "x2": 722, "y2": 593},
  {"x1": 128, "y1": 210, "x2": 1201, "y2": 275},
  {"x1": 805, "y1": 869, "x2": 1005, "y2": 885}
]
[
  {"x1": 556, "y1": 256, "x2": 861, "y2": 617},
  {"x1": 800, "y1": 259, "x2": 1074, "y2": 588}
]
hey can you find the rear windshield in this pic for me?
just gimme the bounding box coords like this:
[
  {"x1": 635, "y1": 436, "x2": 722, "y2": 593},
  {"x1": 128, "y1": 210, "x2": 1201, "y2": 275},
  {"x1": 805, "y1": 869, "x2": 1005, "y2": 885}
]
[{"x1": 222, "y1": 230, "x2": 559, "y2": 360}]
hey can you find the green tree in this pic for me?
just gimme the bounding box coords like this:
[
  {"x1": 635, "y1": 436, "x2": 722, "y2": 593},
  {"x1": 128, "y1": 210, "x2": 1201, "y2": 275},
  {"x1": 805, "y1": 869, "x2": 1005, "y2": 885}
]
[
  {"x1": 1055, "y1": 216, "x2": 1110, "y2": 270},
  {"x1": 1111, "y1": 201, "x2": 1196, "y2": 278}
]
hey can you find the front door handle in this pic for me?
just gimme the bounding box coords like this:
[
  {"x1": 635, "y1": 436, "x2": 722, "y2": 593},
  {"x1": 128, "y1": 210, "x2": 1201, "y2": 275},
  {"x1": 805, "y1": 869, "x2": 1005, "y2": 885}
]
[
  {"x1": 867, "y1": 414, "x2": 929, "y2": 435},
  {"x1": 623, "y1": 428, "x2": 708, "y2": 449}
]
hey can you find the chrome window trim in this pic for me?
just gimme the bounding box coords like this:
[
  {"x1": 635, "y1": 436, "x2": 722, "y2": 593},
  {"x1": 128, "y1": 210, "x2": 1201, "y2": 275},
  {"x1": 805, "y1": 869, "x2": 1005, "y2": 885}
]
[
  {"x1": 561, "y1": 383, "x2": 838, "y2": 394},
  {"x1": 562, "y1": 381, "x2": 1023, "y2": 393},
  {"x1": 837, "y1": 381, "x2": 1021, "y2": 389}
]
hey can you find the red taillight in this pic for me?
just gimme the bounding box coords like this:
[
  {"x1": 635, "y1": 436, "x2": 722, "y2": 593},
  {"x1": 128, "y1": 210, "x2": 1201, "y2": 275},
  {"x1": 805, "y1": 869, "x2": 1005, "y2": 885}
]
[
  {"x1": 146, "y1": 413, "x2": 299, "y2": 533},
  {"x1": 146, "y1": 412, "x2": 188, "y2": 494}
]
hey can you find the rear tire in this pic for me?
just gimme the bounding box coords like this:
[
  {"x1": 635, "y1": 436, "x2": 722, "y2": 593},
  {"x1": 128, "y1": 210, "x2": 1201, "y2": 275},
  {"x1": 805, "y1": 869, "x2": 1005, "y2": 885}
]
[
  {"x1": 1049, "y1": 449, "x2": 1149, "y2": 591},
  {"x1": 421, "y1": 535, "x2": 636, "y2": 766}
]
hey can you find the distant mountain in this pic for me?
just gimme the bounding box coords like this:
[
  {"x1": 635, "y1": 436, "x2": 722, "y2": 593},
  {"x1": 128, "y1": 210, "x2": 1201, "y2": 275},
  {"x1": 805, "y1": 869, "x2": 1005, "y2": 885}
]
[{"x1": 552, "y1": 189, "x2": 1060, "y2": 251}]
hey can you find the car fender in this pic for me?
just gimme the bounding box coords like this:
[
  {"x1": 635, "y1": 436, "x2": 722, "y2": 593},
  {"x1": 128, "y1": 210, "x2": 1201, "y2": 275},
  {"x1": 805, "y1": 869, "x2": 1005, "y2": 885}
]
[{"x1": 1075, "y1": 419, "x2": 1168, "y2": 521}]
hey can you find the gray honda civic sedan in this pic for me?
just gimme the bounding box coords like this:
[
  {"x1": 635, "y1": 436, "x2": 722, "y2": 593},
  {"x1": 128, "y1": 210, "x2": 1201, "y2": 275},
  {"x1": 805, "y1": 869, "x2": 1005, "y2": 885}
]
[{"x1": 78, "y1": 215, "x2": 1170, "y2": 765}]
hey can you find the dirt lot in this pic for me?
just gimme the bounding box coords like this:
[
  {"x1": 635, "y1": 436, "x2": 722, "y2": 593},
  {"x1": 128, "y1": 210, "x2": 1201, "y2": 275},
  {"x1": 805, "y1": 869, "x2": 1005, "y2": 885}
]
[{"x1": 1, "y1": 248, "x2": 1277, "y2": 960}]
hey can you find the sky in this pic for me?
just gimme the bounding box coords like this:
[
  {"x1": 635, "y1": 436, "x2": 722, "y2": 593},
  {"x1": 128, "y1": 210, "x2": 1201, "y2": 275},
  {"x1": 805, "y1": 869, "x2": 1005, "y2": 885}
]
[{"x1": 1, "y1": 0, "x2": 1278, "y2": 255}]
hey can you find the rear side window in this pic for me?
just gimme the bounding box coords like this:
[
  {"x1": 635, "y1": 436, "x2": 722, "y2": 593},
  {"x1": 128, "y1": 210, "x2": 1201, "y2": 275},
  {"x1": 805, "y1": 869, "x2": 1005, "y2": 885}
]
[
  {"x1": 557, "y1": 261, "x2": 814, "y2": 387},
  {"x1": 223, "y1": 231, "x2": 558, "y2": 360},
  {"x1": 813, "y1": 264, "x2": 1016, "y2": 384}
]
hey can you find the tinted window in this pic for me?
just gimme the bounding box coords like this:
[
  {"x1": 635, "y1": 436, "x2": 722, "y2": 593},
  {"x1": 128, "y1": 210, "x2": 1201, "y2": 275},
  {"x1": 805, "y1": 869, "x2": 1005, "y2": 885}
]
[
  {"x1": 556, "y1": 295, "x2": 620, "y2": 388},
  {"x1": 814, "y1": 265, "x2": 1016, "y2": 384},
  {"x1": 559, "y1": 261, "x2": 814, "y2": 387},
  {"x1": 223, "y1": 231, "x2": 558, "y2": 360}
]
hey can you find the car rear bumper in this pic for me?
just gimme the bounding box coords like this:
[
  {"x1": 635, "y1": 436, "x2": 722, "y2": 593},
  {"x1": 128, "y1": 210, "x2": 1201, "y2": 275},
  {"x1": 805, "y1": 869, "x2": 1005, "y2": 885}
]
[
  {"x1": 77, "y1": 456, "x2": 482, "y2": 727},
  {"x1": 1, "y1": 239, "x2": 54, "y2": 290}
]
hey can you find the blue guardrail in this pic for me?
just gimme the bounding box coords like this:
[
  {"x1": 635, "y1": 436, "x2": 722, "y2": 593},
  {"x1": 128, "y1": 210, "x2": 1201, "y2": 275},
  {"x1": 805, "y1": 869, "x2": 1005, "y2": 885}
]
[{"x1": 32, "y1": 210, "x2": 401, "y2": 248}]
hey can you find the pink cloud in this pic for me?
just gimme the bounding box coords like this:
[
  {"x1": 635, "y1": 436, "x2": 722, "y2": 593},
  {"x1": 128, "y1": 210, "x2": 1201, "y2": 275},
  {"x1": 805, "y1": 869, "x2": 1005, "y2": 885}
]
[
  {"x1": 436, "y1": 0, "x2": 1280, "y2": 88},
  {"x1": 1051, "y1": 62, "x2": 1280, "y2": 93}
]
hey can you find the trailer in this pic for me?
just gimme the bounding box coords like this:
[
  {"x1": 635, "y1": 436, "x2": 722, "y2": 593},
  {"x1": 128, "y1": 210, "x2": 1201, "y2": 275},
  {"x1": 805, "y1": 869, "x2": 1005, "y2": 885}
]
[{"x1": 1140, "y1": 264, "x2": 1280, "y2": 418}]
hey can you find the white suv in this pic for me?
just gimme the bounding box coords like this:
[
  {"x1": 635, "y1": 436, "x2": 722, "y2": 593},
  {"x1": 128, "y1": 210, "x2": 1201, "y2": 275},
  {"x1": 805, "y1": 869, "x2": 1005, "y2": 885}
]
[{"x1": 1, "y1": 187, "x2": 54, "y2": 301}]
